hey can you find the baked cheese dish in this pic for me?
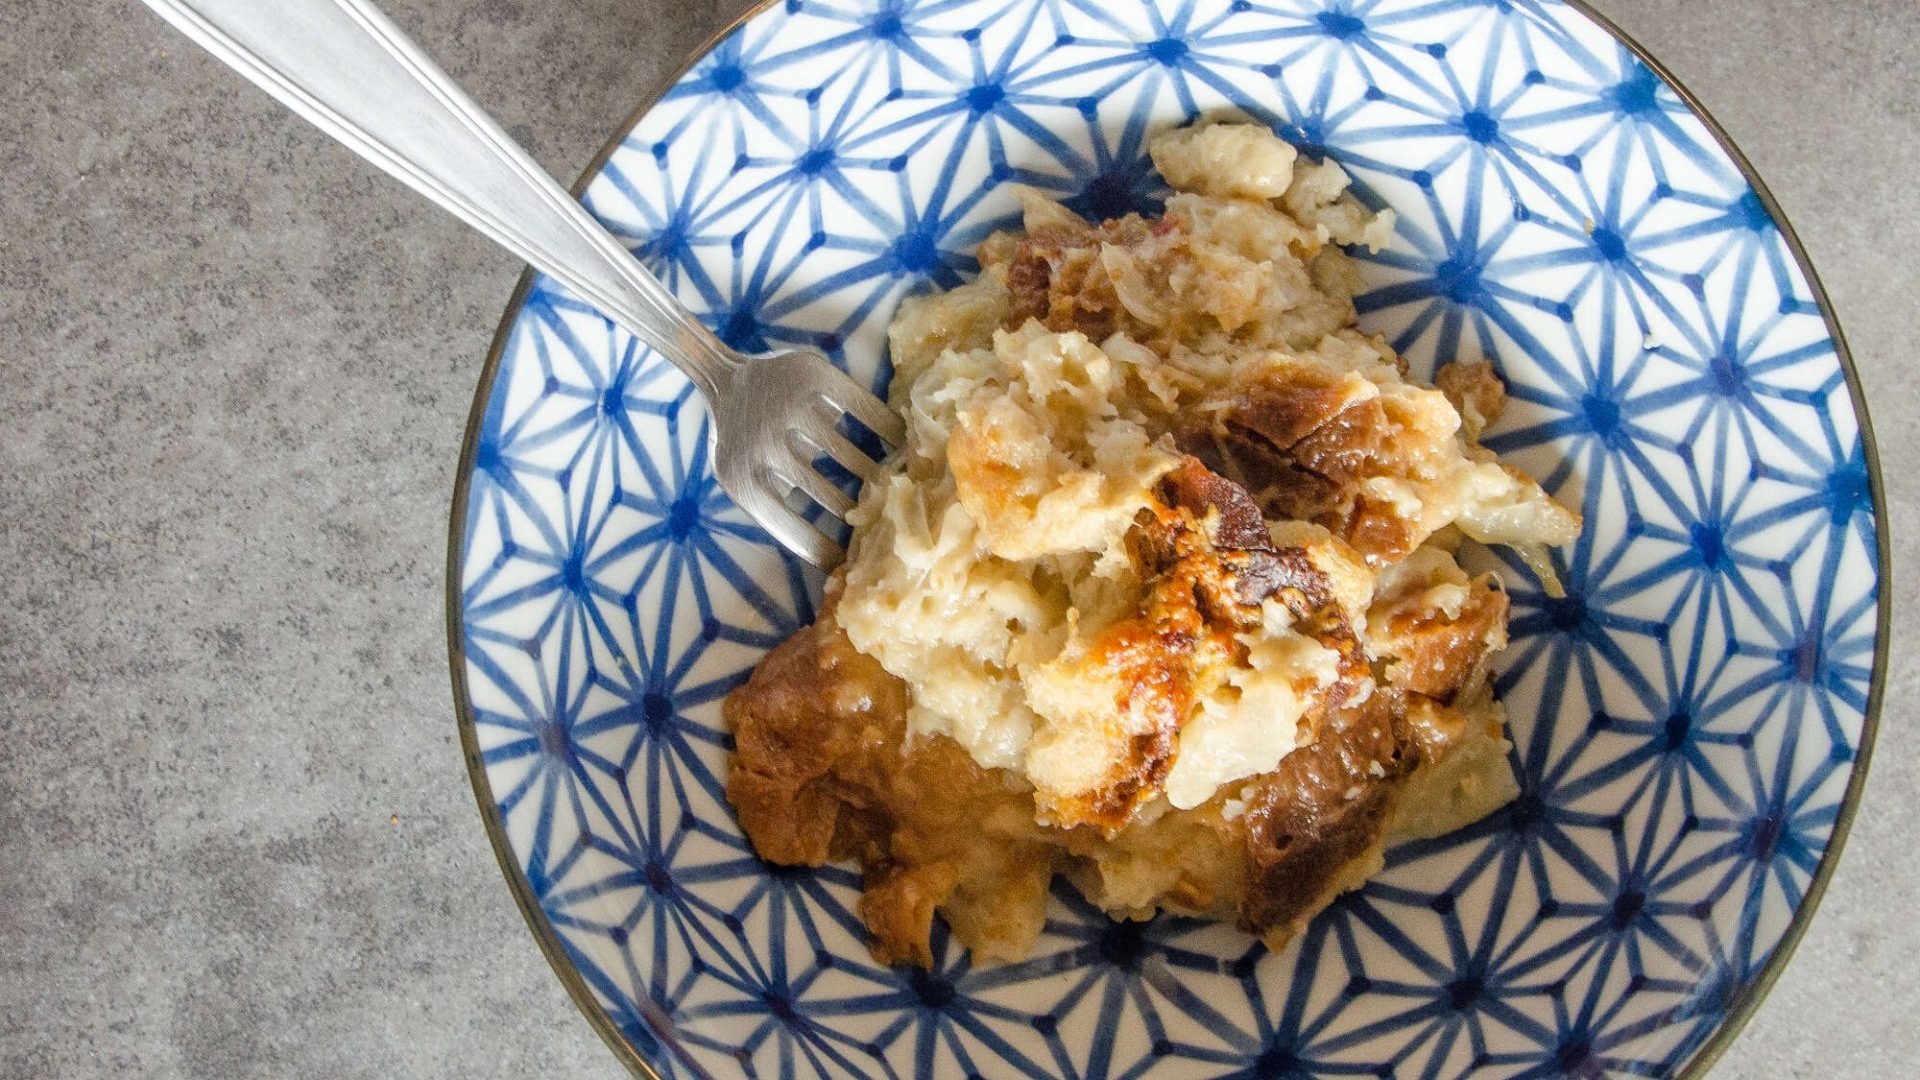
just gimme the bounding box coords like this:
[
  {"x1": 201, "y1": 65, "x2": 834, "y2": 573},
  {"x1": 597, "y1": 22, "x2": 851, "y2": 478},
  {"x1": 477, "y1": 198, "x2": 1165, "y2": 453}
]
[{"x1": 726, "y1": 121, "x2": 1579, "y2": 967}]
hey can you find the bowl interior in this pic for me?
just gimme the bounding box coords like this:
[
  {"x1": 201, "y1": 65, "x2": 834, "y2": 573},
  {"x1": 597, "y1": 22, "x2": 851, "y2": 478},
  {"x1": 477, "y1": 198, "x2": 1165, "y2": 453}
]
[{"x1": 452, "y1": 1, "x2": 1882, "y2": 1076}]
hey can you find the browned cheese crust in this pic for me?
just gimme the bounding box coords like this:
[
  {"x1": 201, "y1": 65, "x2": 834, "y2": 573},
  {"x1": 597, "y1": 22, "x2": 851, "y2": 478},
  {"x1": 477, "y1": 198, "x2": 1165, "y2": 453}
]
[
  {"x1": 1033, "y1": 458, "x2": 1368, "y2": 832},
  {"x1": 727, "y1": 458, "x2": 1513, "y2": 966}
]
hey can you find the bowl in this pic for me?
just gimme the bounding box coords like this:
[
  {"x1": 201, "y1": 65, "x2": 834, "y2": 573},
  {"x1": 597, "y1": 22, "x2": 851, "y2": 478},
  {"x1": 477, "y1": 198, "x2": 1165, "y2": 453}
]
[{"x1": 447, "y1": 0, "x2": 1887, "y2": 1075}]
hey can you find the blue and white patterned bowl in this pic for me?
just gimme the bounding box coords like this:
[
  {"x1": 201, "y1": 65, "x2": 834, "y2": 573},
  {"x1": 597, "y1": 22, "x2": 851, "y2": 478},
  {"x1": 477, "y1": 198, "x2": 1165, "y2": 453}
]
[{"x1": 448, "y1": 0, "x2": 1886, "y2": 1075}]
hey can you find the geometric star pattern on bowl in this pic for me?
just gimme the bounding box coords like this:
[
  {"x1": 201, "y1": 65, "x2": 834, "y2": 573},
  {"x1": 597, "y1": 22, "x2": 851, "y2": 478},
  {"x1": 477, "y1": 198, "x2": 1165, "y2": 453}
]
[{"x1": 449, "y1": 0, "x2": 1884, "y2": 1075}]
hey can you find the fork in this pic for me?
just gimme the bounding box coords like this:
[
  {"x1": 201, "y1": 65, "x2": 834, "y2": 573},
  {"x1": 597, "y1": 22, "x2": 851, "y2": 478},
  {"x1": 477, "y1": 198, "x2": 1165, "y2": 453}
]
[{"x1": 142, "y1": 0, "x2": 904, "y2": 567}]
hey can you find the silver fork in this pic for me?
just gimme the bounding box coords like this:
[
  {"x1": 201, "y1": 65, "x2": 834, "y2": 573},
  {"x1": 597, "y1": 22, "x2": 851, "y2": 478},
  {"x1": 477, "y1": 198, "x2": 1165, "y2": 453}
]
[{"x1": 142, "y1": 0, "x2": 903, "y2": 567}]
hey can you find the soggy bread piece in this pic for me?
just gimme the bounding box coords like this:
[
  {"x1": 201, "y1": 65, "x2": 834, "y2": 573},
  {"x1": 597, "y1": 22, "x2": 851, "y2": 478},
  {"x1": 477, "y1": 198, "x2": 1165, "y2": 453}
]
[{"x1": 727, "y1": 607, "x2": 1056, "y2": 966}]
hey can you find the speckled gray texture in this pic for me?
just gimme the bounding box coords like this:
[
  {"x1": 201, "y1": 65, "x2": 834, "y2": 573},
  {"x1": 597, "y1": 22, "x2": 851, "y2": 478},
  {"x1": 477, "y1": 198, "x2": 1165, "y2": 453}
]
[{"x1": 0, "y1": 0, "x2": 1908, "y2": 1076}]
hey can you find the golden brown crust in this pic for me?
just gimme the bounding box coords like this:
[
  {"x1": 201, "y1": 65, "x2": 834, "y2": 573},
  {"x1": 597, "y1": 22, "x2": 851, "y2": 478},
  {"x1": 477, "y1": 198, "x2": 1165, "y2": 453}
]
[
  {"x1": 1034, "y1": 461, "x2": 1281, "y2": 831},
  {"x1": 1029, "y1": 598, "x2": 1200, "y2": 832},
  {"x1": 1182, "y1": 368, "x2": 1454, "y2": 565},
  {"x1": 1238, "y1": 689, "x2": 1419, "y2": 942},
  {"x1": 1374, "y1": 577, "x2": 1509, "y2": 702},
  {"x1": 1035, "y1": 460, "x2": 1372, "y2": 833}
]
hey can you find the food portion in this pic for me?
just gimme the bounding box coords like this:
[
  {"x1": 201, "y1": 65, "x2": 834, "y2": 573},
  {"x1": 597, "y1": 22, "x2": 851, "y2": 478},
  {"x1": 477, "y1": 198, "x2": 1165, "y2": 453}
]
[{"x1": 727, "y1": 121, "x2": 1581, "y2": 967}]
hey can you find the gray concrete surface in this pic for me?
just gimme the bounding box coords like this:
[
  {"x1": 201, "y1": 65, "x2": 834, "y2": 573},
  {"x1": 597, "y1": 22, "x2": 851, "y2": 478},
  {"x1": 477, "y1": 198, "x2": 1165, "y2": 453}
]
[{"x1": 0, "y1": 0, "x2": 1909, "y2": 1076}]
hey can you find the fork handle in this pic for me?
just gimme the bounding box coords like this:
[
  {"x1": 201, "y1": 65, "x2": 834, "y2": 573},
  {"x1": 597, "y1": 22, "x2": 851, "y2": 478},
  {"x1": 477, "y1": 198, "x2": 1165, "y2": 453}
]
[{"x1": 143, "y1": 0, "x2": 737, "y2": 396}]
